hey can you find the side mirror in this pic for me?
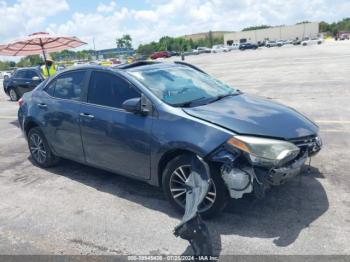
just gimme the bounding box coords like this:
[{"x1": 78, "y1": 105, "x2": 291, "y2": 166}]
[
  {"x1": 122, "y1": 97, "x2": 141, "y2": 113},
  {"x1": 32, "y1": 76, "x2": 40, "y2": 81},
  {"x1": 122, "y1": 94, "x2": 151, "y2": 115}
]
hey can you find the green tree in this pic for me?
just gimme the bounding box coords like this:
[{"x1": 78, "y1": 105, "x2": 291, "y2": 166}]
[
  {"x1": 16, "y1": 55, "x2": 43, "y2": 67},
  {"x1": 319, "y1": 18, "x2": 350, "y2": 36},
  {"x1": 0, "y1": 61, "x2": 16, "y2": 70},
  {"x1": 116, "y1": 34, "x2": 132, "y2": 49}
]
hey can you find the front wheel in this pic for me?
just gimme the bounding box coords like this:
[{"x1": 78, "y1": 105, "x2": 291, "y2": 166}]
[
  {"x1": 28, "y1": 127, "x2": 60, "y2": 168},
  {"x1": 162, "y1": 154, "x2": 228, "y2": 218},
  {"x1": 9, "y1": 88, "x2": 19, "y2": 101}
]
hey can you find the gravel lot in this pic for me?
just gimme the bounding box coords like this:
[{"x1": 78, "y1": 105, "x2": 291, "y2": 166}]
[{"x1": 0, "y1": 40, "x2": 350, "y2": 257}]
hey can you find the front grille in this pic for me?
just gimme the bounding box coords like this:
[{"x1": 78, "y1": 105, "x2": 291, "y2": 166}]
[{"x1": 289, "y1": 135, "x2": 321, "y2": 156}]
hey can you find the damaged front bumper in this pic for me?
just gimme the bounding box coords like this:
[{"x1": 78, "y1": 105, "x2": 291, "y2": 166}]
[
  {"x1": 261, "y1": 152, "x2": 308, "y2": 186},
  {"x1": 209, "y1": 135, "x2": 322, "y2": 199}
]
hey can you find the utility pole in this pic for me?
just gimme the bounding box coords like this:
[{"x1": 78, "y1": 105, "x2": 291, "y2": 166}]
[{"x1": 93, "y1": 37, "x2": 96, "y2": 59}]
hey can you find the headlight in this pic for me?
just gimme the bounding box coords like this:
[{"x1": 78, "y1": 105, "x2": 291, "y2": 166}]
[{"x1": 227, "y1": 135, "x2": 300, "y2": 167}]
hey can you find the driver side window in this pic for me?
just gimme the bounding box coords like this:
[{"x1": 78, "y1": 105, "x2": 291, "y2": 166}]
[{"x1": 87, "y1": 71, "x2": 140, "y2": 108}]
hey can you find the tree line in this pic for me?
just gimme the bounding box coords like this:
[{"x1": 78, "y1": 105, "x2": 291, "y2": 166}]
[
  {"x1": 137, "y1": 32, "x2": 224, "y2": 55},
  {"x1": 320, "y1": 18, "x2": 350, "y2": 36}
]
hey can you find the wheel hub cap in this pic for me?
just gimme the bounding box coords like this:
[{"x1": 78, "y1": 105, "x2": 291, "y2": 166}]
[
  {"x1": 170, "y1": 165, "x2": 216, "y2": 212},
  {"x1": 29, "y1": 134, "x2": 47, "y2": 164}
]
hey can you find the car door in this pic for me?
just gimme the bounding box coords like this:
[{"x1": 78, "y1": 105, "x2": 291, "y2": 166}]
[
  {"x1": 79, "y1": 70, "x2": 153, "y2": 179},
  {"x1": 15, "y1": 70, "x2": 35, "y2": 97},
  {"x1": 37, "y1": 70, "x2": 87, "y2": 162},
  {"x1": 10, "y1": 70, "x2": 27, "y2": 96}
]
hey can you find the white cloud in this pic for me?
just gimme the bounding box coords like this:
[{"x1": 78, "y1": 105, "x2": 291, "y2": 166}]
[
  {"x1": 97, "y1": 1, "x2": 116, "y2": 13},
  {"x1": 47, "y1": 7, "x2": 131, "y2": 50},
  {"x1": 0, "y1": 0, "x2": 69, "y2": 41},
  {"x1": 132, "y1": 10, "x2": 158, "y2": 22}
]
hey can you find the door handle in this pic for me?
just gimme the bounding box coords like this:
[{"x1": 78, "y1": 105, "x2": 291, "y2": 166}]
[
  {"x1": 25, "y1": 82, "x2": 30, "y2": 84},
  {"x1": 37, "y1": 103, "x2": 47, "y2": 109},
  {"x1": 80, "y1": 113, "x2": 94, "y2": 119}
]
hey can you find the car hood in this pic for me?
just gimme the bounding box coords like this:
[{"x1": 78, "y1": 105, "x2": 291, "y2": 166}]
[{"x1": 183, "y1": 94, "x2": 318, "y2": 140}]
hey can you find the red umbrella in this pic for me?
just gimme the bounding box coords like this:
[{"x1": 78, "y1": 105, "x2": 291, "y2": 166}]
[{"x1": 0, "y1": 32, "x2": 87, "y2": 76}]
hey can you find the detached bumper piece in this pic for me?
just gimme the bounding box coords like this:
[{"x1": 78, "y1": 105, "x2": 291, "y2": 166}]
[
  {"x1": 266, "y1": 152, "x2": 308, "y2": 185},
  {"x1": 174, "y1": 155, "x2": 213, "y2": 259}
]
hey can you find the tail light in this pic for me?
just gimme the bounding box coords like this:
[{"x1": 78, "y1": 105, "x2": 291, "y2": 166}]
[{"x1": 18, "y1": 97, "x2": 25, "y2": 107}]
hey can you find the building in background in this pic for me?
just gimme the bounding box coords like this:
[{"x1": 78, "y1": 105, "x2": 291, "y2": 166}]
[
  {"x1": 224, "y1": 22, "x2": 320, "y2": 45},
  {"x1": 182, "y1": 31, "x2": 232, "y2": 41}
]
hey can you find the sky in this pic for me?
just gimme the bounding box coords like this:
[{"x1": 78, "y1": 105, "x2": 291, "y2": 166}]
[{"x1": 0, "y1": 0, "x2": 350, "y2": 59}]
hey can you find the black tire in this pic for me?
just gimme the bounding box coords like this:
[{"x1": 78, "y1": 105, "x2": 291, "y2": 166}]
[
  {"x1": 9, "y1": 88, "x2": 19, "y2": 101},
  {"x1": 162, "y1": 154, "x2": 229, "y2": 218},
  {"x1": 27, "y1": 127, "x2": 60, "y2": 168}
]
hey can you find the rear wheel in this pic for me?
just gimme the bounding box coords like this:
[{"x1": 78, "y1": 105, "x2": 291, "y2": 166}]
[
  {"x1": 9, "y1": 88, "x2": 19, "y2": 101},
  {"x1": 28, "y1": 127, "x2": 60, "y2": 167},
  {"x1": 162, "y1": 154, "x2": 228, "y2": 218}
]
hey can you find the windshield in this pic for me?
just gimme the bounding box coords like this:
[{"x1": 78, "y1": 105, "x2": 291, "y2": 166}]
[{"x1": 128, "y1": 66, "x2": 238, "y2": 107}]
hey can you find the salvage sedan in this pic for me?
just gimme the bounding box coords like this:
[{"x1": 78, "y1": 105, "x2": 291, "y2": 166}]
[{"x1": 18, "y1": 61, "x2": 322, "y2": 217}]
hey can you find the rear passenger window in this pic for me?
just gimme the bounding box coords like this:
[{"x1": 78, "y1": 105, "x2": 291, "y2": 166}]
[
  {"x1": 44, "y1": 80, "x2": 56, "y2": 96},
  {"x1": 88, "y1": 71, "x2": 139, "y2": 108},
  {"x1": 53, "y1": 71, "x2": 86, "y2": 101}
]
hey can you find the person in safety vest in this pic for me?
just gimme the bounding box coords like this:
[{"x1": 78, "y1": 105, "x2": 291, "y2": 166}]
[{"x1": 41, "y1": 56, "x2": 57, "y2": 78}]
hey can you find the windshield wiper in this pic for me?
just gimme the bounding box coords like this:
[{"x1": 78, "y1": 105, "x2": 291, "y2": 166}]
[
  {"x1": 172, "y1": 96, "x2": 209, "y2": 108},
  {"x1": 211, "y1": 91, "x2": 241, "y2": 103}
]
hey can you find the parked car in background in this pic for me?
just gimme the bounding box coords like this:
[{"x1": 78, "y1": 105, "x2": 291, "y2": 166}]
[
  {"x1": 192, "y1": 49, "x2": 200, "y2": 55},
  {"x1": 4, "y1": 67, "x2": 44, "y2": 101},
  {"x1": 196, "y1": 47, "x2": 211, "y2": 54},
  {"x1": 339, "y1": 34, "x2": 349, "y2": 40},
  {"x1": 150, "y1": 51, "x2": 171, "y2": 59},
  {"x1": 183, "y1": 50, "x2": 197, "y2": 56},
  {"x1": 293, "y1": 39, "x2": 302, "y2": 45},
  {"x1": 276, "y1": 40, "x2": 285, "y2": 46},
  {"x1": 135, "y1": 54, "x2": 150, "y2": 61},
  {"x1": 0, "y1": 71, "x2": 13, "y2": 79},
  {"x1": 169, "y1": 51, "x2": 180, "y2": 56},
  {"x1": 239, "y1": 43, "x2": 258, "y2": 50},
  {"x1": 284, "y1": 39, "x2": 294, "y2": 45},
  {"x1": 265, "y1": 41, "x2": 279, "y2": 47},
  {"x1": 0, "y1": 71, "x2": 11, "y2": 79},
  {"x1": 211, "y1": 45, "x2": 229, "y2": 53},
  {"x1": 301, "y1": 37, "x2": 323, "y2": 46},
  {"x1": 257, "y1": 41, "x2": 266, "y2": 47},
  {"x1": 228, "y1": 43, "x2": 239, "y2": 51},
  {"x1": 57, "y1": 65, "x2": 66, "y2": 71},
  {"x1": 18, "y1": 62, "x2": 322, "y2": 217}
]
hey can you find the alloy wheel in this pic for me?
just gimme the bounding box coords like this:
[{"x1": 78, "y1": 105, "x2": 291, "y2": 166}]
[
  {"x1": 169, "y1": 164, "x2": 216, "y2": 212},
  {"x1": 29, "y1": 133, "x2": 47, "y2": 164}
]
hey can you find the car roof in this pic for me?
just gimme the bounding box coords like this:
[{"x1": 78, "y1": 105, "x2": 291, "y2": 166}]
[
  {"x1": 54, "y1": 61, "x2": 206, "y2": 76},
  {"x1": 16, "y1": 66, "x2": 41, "y2": 71}
]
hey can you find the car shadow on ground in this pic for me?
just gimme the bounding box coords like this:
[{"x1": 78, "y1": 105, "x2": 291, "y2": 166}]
[
  {"x1": 38, "y1": 158, "x2": 328, "y2": 256},
  {"x1": 9, "y1": 120, "x2": 19, "y2": 128}
]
